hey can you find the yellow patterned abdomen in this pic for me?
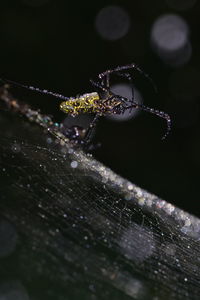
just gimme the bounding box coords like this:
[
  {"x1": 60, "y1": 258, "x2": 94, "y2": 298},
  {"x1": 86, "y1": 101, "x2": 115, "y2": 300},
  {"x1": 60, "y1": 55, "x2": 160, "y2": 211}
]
[{"x1": 59, "y1": 92, "x2": 101, "y2": 116}]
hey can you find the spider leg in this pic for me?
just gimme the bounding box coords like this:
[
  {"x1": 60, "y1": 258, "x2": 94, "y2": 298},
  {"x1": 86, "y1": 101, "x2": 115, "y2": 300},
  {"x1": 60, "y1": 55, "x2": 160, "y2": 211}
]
[
  {"x1": 90, "y1": 79, "x2": 109, "y2": 93},
  {"x1": 110, "y1": 71, "x2": 135, "y2": 112},
  {"x1": 110, "y1": 72, "x2": 171, "y2": 139},
  {"x1": 95, "y1": 68, "x2": 136, "y2": 109},
  {"x1": 98, "y1": 63, "x2": 157, "y2": 94},
  {"x1": 83, "y1": 113, "x2": 100, "y2": 147},
  {"x1": 0, "y1": 78, "x2": 70, "y2": 101},
  {"x1": 115, "y1": 71, "x2": 134, "y2": 101},
  {"x1": 92, "y1": 69, "x2": 171, "y2": 139},
  {"x1": 91, "y1": 71, "x2": 134, "y2": 102},
  {"x1": 82, "y1": 94, "x2": 123, "y2": 147},
  {"x1": 125, "y1": 102, "x2": 171, "y2": 140}
]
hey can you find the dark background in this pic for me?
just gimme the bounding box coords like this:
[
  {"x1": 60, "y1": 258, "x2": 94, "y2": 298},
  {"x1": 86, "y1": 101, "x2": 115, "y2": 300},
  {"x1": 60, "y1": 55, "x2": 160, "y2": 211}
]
[{"x1": 1, "y1": 0, "x2": 200, "y2": 216}]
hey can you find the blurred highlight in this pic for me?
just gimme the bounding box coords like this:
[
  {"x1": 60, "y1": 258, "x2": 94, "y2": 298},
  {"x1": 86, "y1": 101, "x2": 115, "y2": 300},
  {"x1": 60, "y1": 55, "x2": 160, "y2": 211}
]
[
  {"x1": 95, "y1": 6, "x2": 130, "y2": 41},
  {"x1": 151, "y1": 14, "x2": 191, "y2": 66}
]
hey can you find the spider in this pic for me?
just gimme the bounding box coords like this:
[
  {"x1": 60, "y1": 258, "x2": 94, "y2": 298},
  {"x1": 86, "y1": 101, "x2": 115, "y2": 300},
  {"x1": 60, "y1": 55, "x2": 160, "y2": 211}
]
[{"x1": 1, "y1": 63, "x2": 171, "y2": 147}]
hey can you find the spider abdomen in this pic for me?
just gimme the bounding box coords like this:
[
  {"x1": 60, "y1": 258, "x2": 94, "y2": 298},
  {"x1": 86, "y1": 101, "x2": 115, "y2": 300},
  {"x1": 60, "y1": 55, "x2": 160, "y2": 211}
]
[
  {"x1": 59, "y1": 92, "x2": 102, "y2": 116},
  {"x1": 59, "y1": 92, "x2": 122, "y2": 116}
]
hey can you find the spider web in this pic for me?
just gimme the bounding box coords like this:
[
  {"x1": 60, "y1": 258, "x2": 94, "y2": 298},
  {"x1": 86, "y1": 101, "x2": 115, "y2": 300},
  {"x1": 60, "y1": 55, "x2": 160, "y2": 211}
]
[{"x1": 0, "y1": 92, "x2": 200, "y2": 300}]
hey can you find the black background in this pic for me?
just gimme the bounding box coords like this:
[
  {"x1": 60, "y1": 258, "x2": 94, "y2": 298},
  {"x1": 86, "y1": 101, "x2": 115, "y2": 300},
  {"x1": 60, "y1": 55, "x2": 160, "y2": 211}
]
[{"x1": 1, "y1": 0, "x2": 200, "y2": 216}]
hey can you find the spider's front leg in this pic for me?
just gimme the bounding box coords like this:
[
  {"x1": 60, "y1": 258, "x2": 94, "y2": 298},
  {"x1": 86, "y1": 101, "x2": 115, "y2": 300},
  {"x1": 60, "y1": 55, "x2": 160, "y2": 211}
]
[
  {"x1": 89, "y1": 78, "x2": 109, "y2": 94},
  {"x1": 98, "y1": 63, "x2": 157, "y2": 93},
  {"x1": 98, "y1": 66, "x2": 171, "y2": 139},
  {"x1": 96, "y1": 66, "x2": 136, "y2": 109},
  {"x1": 124, "y1": 102, "x2": 171, "y2": 140}
]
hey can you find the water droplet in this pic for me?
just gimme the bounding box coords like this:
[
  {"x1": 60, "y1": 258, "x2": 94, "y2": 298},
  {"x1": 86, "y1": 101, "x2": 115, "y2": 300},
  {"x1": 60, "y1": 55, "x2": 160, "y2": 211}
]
[
  {"x1": 70, "y1": 161, "x2": 78, "y2": 168},
  {"x1": 11, "y1": 143, "x2": 21, "y2": 153}
]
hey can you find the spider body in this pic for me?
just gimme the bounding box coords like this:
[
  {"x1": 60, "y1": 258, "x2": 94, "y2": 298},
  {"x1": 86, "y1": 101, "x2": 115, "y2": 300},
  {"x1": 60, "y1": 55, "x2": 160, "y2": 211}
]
[
  {"x1": 1, "y1": 63, "x2": 172, "y2": 148},
  {"x1": 59, "y1": 92, "x2": 122, "y2": 116}
]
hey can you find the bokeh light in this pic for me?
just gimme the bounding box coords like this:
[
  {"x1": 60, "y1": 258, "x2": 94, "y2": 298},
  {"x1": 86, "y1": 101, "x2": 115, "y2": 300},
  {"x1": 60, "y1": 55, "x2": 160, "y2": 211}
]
[
  {"x1": 95, "y1": 6, "x2": 130, "y2": 41},
  {"x1": 107, "y1": 84, "x2": 142, "y2": 121},
  {"x1": 165, "y1": 0, "x2": 197, "y2": 11},
  {"x1": 151, "y1": 14, "x2": 191, "y2": 66}
]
